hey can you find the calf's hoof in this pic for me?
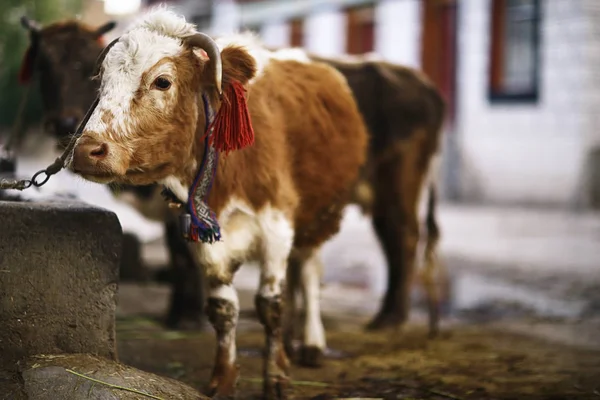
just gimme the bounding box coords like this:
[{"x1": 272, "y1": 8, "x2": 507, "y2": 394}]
[
  {"x1": 206, "y1": 364, "x2": 239, "y2": 400},
  {"x1": 298, "y1": 345, "x2": 324, "y2": 368}
]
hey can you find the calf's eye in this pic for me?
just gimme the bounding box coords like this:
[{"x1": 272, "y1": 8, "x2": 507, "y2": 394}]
[{"x1": 153, "y1": 76, "x2": 171, "y2": 91}]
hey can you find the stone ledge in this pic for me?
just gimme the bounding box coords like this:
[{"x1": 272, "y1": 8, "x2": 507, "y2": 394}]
[{"x1": 0, "y1": 200, "x2": 122, "y2": 370}]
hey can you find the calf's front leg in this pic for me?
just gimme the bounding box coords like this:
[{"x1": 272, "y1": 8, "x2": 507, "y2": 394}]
[{"x1": 205, "y1": 282, "x2": 240, "y2": 398}]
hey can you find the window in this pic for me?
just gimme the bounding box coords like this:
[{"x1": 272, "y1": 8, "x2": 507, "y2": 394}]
[
  {"x1": 290, "y1": 19, "x2": 304, "y2": 47},
  {"x1": 489, "y1": 0, "x2": 541, "y2": 103},
  {"x1": 346, "y1": 6, "x2": 375, "y2": 55}
]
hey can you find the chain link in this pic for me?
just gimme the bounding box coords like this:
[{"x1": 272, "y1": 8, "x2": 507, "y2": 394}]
[
  {"x1": 0, "y1": 156, "x2": 67, "y2": 191},
  {"x1": 0, "y1": 177, "x2": 32, "y2": 190}
]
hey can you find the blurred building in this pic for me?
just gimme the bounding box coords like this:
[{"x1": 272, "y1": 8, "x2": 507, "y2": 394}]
[
  {"x1": 186, "y1": 0, "x2": 600, "y2": 210},
  {"x1": 456, "y1": 0, "x2": 600, "y2": 210},
  {"x1": 86, "y1": 0, "x2": 597, "y2": 210}
]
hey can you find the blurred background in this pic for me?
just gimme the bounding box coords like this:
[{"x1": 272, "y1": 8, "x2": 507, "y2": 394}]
[
  {"x1": 4, "y1": 0, "x2": 600, "y2": 208},
  {"x1": 1, "y1": 1, "x2": 600, "y2": 397},
  {"x1": 1, "y1": 0, "x2": 599, "y2": 354}
]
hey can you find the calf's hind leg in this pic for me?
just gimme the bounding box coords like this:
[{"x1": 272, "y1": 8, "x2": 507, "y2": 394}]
[
  {"x1": 296, "y1": 249, "x2": 326, "y2": 367},
  {"x1": 282, "y1": 257, "x2": 301, "y2": 361},
  {"x1": 282, "y1": 249, "x2": 326, "y2": 368}
]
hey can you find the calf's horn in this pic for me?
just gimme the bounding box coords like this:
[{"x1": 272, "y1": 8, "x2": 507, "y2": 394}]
[{"x1": 184, "y1": 33, "x2": 222, "y2": 96}]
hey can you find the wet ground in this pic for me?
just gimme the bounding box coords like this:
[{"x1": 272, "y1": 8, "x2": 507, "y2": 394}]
[{"x1": 113, "y1": 204, "x2": 600, "y2": 400}]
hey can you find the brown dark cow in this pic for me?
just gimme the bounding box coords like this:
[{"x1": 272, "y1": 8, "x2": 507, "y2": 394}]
[
  {"x1": 18, "y1": 16, "x2": 205, "y2": 329},
  {"x1": 18, "y1": 17, "x2": 116, "y2": 142},
  {"x1": 66, "y1": 9, "x2": 367, "y2": 399},
  {"x1": 310, "y1": 55, "x2": 446, "y2": 335}
]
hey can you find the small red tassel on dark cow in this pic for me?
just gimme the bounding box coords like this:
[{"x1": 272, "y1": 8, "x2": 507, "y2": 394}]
[
  {"x1": 208, "y1": 80, "x2": 255, "y2": 154},
  {"x1": 18, "y1": 47, "x2": 35, "y2": 85}
]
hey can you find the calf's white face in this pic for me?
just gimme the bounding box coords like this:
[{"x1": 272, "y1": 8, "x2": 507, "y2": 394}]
[{"x1": 68, "y1": 9, "x2": 256, "y2": 187}]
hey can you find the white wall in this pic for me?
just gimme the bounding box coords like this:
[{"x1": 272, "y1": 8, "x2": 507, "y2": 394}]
[
  {"x1": 209, "y1": 0, "x2": 422, "y2": 63},
  {"x1": 261, "y1": 20, "x2": 291, "y2": 48},
  {"x1": 304, "y1": 6, "x2": 346, "y2": 57},
  {"x1": 209, "y1": 0, "x2": 240, "y2": 36},
  {"x1": 456, "y1": 0, "x2": 598, "y2": 206},
  {"x1": 375, "y1": 0, "x2": 421, "y2": 67}
]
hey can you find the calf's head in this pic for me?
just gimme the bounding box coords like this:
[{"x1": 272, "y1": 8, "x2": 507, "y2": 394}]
[
  {"x1": 20, "y1": 17, "x2": 116, "y2": 144},
  {"x1": 68, "y1": 10, "x2": 256, "y2": 186}
]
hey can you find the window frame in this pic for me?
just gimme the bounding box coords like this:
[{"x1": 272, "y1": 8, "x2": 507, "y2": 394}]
[
  {"x1": 488, "y1": 0, "x2": 542, "y2": 104},
  {"x1": 345, "y1": 5, "x2": 375, "y2": 56},
  {"x1": 289, "y1": 18, "x2": 304, "y2": 48}
]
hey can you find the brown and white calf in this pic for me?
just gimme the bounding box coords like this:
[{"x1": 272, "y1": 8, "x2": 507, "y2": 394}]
[
  {"x1": 17, "y1": 16, "x2": 205, "y2": 329},
  {"x1": 67, "y1": 9, "x2": 367, "y2": 399}
]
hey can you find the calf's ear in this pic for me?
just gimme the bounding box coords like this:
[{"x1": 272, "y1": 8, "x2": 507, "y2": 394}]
[
  {"x1": 201, "y1": 45, "x2": 257, "y2": 154},
  {"x1": 220, "y1": 46, "x2": 257, "y2": 87}
]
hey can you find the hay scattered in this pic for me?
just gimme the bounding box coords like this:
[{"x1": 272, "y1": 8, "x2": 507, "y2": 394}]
[{"x1": 66, "y1": 369, "x2": 165, "y2": 400}]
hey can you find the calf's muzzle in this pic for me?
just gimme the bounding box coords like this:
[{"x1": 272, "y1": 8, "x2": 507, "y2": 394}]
[{"x1": 71, "y1": 136, "x2": 109, "y2": 175}]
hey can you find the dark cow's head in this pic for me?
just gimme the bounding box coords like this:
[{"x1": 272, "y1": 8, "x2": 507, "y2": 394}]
[{"x1": 19, "y1": 16, "x2": 116, "y2": 146}]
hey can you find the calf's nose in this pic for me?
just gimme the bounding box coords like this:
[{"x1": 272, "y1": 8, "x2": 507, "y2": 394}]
[{"x1": 72, "y1": 136, "x2": 109, "y2": 173}]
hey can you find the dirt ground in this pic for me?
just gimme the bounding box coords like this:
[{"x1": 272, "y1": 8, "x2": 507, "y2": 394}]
[
  {"x1": 111, "y1": 203, "x2": 600, "y2": 400},
  {"x1": 115, "y1": 290, "x2": 600, "y2": 400}
]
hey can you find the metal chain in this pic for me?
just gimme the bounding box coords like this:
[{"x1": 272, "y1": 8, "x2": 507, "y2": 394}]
[{"x1": 0, "y1": 151, "x2": 71, "y2": 191}]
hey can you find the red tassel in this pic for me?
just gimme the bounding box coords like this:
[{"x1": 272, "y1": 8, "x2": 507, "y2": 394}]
[
  {"x1": 208, "y1": 80, "x2": 255, "y2": 154},
  {"x1": 18, "y1": 46, "x2": 35, "y2": 85}
]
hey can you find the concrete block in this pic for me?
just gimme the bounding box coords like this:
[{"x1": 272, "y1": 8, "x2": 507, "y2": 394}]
[{"x1": 0, "y1": 200, "x2": 121, "y2": 370}]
